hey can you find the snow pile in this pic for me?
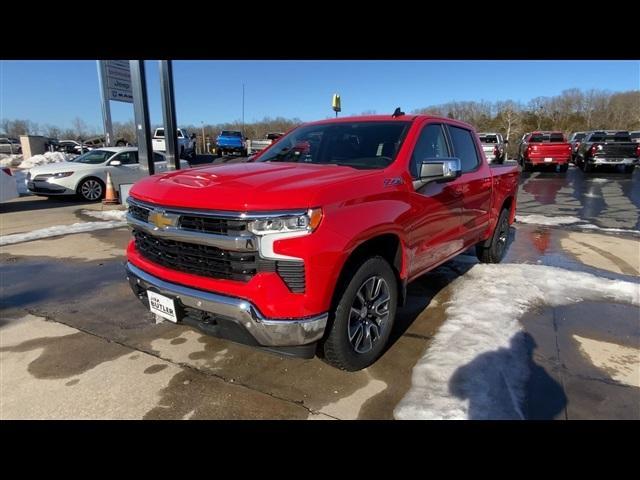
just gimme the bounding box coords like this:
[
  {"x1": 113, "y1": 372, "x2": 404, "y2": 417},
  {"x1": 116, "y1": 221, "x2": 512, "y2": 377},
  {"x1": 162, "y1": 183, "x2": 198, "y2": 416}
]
[
  {"x1": 81, "y1": 209, "x2": 127, "y2": 221},
  {"x1": 18, "y1": 152, "x2": 74, "y2": 169},
  {"x1": 0, "y1": 220, "x2": 127, "y2": 246},
  {"x1": 394, "y1": 263, "x2": 639, "y2": 420},
  {"x1": 516, "y1": 214, "x2": 582, "y2": 226},
  {"x1": 0, "y1": 154, "x2": 24, "y2": 168},
  {"x1": 517, "y1": 214, "x2": 640, "y2": 236}
]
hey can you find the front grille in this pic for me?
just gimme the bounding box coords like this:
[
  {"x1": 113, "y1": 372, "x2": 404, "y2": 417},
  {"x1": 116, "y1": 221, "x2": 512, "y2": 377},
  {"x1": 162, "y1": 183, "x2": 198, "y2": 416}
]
[
  {"x1": 277, "y1": 261, "x2": 306, "y2": 293},
  {"x1": 180, "y1": 215, "x2": 247, "y2": 235},
  {"x1": 133, "y1": 229, "x2": 260, "y2": 282},
  {"x1": 129, "y1": 203, "x2": 150, "y2": 222}
]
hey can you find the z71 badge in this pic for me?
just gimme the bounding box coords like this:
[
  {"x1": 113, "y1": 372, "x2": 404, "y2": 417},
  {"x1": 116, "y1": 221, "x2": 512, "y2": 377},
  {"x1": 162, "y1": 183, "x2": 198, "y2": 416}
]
[{"x1": 383, "y1": 177, "x2": 404, "y2": 187}]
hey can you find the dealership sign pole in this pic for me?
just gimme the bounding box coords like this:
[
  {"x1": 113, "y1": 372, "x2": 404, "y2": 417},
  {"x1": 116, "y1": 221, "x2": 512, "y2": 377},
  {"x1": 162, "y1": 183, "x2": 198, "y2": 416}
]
[
  {"x1": 97, "y1": 60, "x2": 134, "y2": 147},
  {"x1": 159, "y1": 60, "x2": 180, "y2": 171},
  {"x1": 130, "y1": 60, "x2": 154, "y2": 175}
]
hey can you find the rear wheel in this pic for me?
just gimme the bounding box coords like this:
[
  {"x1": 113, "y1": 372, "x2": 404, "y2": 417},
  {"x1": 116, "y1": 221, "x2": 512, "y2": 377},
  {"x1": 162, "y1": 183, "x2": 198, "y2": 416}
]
[
  {"x1": 583, "y1": 161, "x2": 593, "y2": 173},
  {"x1": 477, "y1": 208, "x2": 511, "y2": 264},
  {"x1": 559, "y1": 164, "x2": 568, "y2": 173},
  {"x1": 321, "y1": 256, "x2": 398, "y2": 371},
  {"x1": 623, "y1": 165, "x2": 635, "y2": 174}
]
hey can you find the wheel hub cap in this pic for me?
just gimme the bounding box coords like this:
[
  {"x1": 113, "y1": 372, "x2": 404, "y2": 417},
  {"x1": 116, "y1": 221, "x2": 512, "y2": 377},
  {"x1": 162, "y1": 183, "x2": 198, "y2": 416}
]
[{"x1": 348, "y1": 275, "x2": 390, "y2": 354}]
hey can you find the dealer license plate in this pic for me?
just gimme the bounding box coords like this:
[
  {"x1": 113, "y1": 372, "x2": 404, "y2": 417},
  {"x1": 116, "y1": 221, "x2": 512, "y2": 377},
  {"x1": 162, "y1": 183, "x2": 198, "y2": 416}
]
[
  {"x1": 148, "y1": 291, "x2": 179, "y2": 323},
  {"x1": 544, "y1": 157, "x2": 553, "y2": 162}
]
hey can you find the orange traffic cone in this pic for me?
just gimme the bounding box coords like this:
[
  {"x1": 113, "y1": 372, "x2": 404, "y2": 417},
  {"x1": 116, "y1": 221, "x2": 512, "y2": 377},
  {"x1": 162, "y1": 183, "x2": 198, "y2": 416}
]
[{"x1": 102, "y1": 171, "x2": 119, "y2": 205}]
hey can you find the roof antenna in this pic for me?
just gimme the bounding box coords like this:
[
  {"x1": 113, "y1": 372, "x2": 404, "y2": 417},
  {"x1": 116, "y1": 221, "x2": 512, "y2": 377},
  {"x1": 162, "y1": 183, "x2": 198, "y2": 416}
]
[{"x1": 392, "y1": 107, "x2": 405, "y2": 117}]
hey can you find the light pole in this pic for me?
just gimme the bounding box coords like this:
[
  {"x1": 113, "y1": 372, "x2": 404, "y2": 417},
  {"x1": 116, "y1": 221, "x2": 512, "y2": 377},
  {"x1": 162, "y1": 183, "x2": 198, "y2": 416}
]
[
  {"x1": 201, "y1": 121, "x2": 205, "y2": 154},
  {"x1": 242, "y1": 83, "x2": 245, "y2": 137}
]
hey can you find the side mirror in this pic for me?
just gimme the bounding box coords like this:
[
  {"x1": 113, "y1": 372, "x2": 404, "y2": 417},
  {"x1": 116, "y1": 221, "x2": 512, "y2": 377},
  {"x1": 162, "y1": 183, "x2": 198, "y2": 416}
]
[
  {"x1": 418, "y1": 157, "x2": 462, "y2": 183},
  {"x1": 109, "y1": 160, "x2": 122, "y2": 166}
]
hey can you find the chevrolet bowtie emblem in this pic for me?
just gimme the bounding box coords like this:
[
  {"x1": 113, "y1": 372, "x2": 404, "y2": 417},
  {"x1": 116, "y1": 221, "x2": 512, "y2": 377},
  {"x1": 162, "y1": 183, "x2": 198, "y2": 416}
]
[{"x1": 148, "y1": 210, "x2": 177, "y2": 229}]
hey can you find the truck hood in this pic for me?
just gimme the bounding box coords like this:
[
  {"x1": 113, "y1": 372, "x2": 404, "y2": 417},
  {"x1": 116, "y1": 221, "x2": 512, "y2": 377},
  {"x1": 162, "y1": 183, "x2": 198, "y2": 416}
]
[{"x1": 130, "y1": 161, "x2": 377, "y2": 211}]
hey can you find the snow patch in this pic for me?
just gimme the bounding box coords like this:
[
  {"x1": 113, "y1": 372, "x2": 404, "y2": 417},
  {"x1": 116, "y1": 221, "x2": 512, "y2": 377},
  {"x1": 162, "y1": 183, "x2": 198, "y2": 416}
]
[
  {"x1": 0, "y1": 220, "x2": 127, "y2": 246},
  {"x1": 394, "y1": 263, "x2": 639, "y2": 420},
  {"x1": 517, "y1": 214, "x2": 640, "y2": 236},
  {"x1": 81, "y1": 209, "x2": 127, "y2": 221},
  {"x1": 18, "y1": 152, "x2": 75, "y2": 169},
  {"x1": 576, "y1": 224, "x2": 640, "y2": 235},
  {"x1": 0, "y1": 154, "x2": 24, "y2": 168},
  {"x1": 516, "y1": 214, "x2": 582, "y2": 226}
]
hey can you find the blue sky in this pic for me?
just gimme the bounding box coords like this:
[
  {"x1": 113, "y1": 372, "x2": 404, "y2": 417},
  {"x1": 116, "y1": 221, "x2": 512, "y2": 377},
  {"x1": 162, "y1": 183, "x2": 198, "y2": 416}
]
[{"x1": 1, "y1": 60, "x2": 638, "y2": 131}]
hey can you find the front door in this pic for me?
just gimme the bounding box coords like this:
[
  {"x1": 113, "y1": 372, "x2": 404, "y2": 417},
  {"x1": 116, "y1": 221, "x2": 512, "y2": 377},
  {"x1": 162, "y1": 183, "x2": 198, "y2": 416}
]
[{"x1": 404, "y1": 122, "x2": 465, "y2": 278}]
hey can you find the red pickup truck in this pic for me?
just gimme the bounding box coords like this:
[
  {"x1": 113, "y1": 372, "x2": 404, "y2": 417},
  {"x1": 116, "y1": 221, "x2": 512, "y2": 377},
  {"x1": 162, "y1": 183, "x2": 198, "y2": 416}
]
[
  {"x1": 125, "y1": 114, "x2": 520, "y2": 370},
  {"x1": 517, "y1": 131, "x2": 572, "y2": 173}
]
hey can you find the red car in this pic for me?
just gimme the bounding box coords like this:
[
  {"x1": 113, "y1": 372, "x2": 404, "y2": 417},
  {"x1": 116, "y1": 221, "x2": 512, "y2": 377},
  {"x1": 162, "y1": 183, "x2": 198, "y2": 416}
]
[
  {"x1": 125, "y1": 114, "x2": 520, "y2": 370},
  {"x1": 517, "y1": 131, "x2": 572, "y2": 172}
]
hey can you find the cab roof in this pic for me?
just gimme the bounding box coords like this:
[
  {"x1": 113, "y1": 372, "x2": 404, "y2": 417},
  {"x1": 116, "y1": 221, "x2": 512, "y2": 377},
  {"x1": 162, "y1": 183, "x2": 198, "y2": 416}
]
[{"x1": 305, "y1": 114, "x2": 475, "y2": 130}]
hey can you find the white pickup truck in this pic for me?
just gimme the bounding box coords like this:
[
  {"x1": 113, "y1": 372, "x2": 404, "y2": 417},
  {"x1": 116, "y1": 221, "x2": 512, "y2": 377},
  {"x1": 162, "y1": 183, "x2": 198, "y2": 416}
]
[
  {"x1": 152, "y1": 128, "x2": 196, "y2": 159},
  {"x1": 246, "y1": 132, "x2": 285, "y2": 155}
]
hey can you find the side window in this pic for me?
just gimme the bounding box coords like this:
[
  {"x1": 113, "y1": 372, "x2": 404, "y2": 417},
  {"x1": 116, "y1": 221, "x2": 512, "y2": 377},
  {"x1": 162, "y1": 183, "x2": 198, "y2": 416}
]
[
  {"x1": 448, "y1": 126, "x2": 480, "y2": 172},
  {"x1": 114, "y1": 152, "x2": 138, "y2": 165},
  {"x1": 410, "y1": 123, "x2": 450, "y2": 178},
  {"x1": 153, "y1": 152, "x2": 165, "y2": 163}
]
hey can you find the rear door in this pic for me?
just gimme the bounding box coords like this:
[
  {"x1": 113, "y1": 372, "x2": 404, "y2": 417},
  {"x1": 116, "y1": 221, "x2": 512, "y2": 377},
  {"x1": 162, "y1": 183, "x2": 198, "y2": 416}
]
[
  {"x1": 445, "y1": 124, "x2": 493, "y2": 248},
  {"x1": 405, "y1": 121, "x2": 465, "y2": 277}
]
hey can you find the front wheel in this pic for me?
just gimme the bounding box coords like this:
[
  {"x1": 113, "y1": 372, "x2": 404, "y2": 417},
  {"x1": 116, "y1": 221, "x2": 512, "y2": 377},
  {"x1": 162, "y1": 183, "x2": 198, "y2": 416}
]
[
  {"x1": 321, "y1": 257, "x2": 398, "y2": 371},
  {"x1": 477, "y1": 207, "x2": 511, "y2": 264},
  {"x1": 77, "y1": 177, "x2": 104, "y2": 202}
]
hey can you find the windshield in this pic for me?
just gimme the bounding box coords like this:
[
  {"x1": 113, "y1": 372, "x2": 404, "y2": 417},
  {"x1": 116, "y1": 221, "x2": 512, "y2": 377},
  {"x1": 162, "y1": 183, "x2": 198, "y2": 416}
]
[
  {"x1": 572, "y1": 133, "x2": 586, "y2": 141},
  {"x1": 70, "y1": 150, "x2": 115, "y2": 164},
  {"x1": 479, "y1": 135, "x2": 498, "y2": 144},
  {"x1": 257, "y1": 121, "x2": 410, "y2": 170}
]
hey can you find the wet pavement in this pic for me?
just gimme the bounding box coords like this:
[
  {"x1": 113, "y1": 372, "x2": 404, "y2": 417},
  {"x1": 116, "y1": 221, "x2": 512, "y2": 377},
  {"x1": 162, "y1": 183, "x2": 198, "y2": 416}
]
[{"x1": 0, "y1": 164, "x2": 638, "y2": 419}]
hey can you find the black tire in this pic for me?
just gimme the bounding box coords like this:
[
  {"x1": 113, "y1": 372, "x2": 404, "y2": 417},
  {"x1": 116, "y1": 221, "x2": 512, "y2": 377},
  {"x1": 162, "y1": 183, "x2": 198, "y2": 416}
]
[
  {"x1": 559, "y1": 164, "x2": 568, "y2": 173},
  {"x1": 321, "y1": 256, "x2": 398, "y2": 371},
  {"x1": 77, "y1": 177, "x2": 105, "y2": 202},
  {"x1": 477, "y1": 208, "x2": 511, "y2": 264},
  {"x1": 623, "y1": 165, "x2": 635, "y2": 174},
  {"x1": 523, "y1": 162, "x2": 533, "y2": 172},
  {"x1": 583, "y1": 162, "x2": 593, "y2": 173},
  {"x1": 241, "y1": 148, "x2": 248, "y2": 157}
]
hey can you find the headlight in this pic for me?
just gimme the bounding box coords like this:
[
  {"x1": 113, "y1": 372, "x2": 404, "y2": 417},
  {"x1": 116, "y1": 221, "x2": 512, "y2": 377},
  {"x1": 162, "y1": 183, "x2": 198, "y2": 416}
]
[
  {"x1": 38, "y1": 172, "x2": 74, "y2": 181},
  {"x1": 248, "y1": 208, "x2": 323, "y2": 235}
]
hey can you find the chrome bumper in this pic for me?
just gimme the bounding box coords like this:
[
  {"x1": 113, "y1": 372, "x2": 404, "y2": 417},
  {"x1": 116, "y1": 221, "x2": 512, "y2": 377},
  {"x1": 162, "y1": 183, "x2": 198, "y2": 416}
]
[
  {"x1": 125, "y1": 262, "x2": 327, "y2": 347},
  {"x1": 590, "y1": 157, "x2": 638, "y2": 165}
]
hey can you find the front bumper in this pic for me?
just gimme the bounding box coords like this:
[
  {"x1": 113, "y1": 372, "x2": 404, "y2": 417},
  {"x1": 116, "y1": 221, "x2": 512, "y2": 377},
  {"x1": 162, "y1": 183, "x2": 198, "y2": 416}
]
[
  {"x1": 126, "y1": 262, "x2": 328, "y2": 350},
  {"x1": 26, "y1": 179, "x2": 75, "y2": 195}
]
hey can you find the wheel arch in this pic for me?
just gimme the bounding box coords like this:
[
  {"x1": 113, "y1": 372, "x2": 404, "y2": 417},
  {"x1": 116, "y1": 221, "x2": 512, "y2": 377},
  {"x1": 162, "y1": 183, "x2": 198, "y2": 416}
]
[{"x1": 330, "y1": 233, "x2": 406, "y2": 312}]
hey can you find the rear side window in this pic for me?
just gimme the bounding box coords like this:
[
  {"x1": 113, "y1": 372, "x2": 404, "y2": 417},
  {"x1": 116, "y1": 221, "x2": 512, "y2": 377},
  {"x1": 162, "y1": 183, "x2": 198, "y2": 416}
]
[
  {"x1": 448, "y1": 126, "x2": 480, "y2": 172},
  {"x1": 410, "y1": 124, "x2": 450, "y2": 178}
]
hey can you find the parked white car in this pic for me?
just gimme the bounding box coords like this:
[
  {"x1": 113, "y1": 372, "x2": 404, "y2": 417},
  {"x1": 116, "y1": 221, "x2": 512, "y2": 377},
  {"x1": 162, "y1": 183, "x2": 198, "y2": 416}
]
[
  {"x1": 1, "y1": 167, "x2": 19, "y2": 202},
  {"x1": 26, "y1": 147, "x2": 190, "y2": 201}
]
